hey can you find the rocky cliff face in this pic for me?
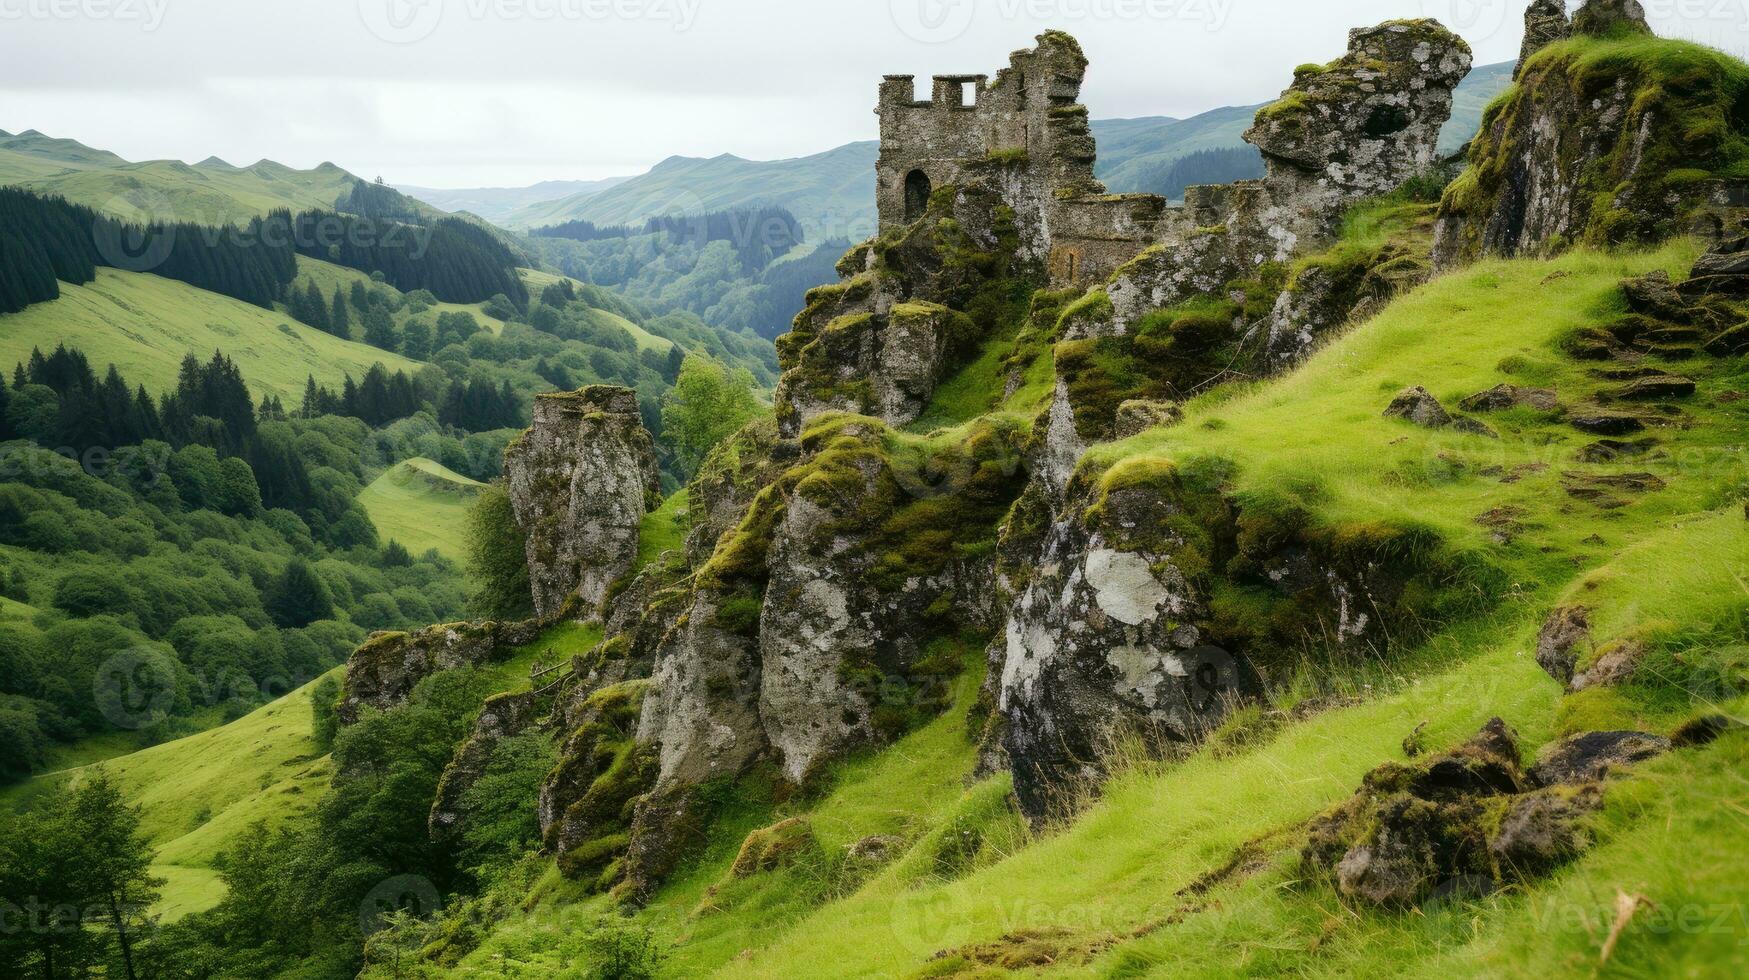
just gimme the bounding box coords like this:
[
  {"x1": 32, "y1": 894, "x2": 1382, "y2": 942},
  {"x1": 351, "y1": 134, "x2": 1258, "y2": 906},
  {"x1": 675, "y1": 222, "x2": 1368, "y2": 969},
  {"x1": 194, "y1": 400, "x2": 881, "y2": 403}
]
[
  {"x1": 1433, "y1": 0, "x2": 1749, "y2": 268},
  {"x1": 474, "y1": 18, "x2": 1491, "y2": 896},
  {"x1": 503, "y1": 386, "x2": 661, "y2": 621}
]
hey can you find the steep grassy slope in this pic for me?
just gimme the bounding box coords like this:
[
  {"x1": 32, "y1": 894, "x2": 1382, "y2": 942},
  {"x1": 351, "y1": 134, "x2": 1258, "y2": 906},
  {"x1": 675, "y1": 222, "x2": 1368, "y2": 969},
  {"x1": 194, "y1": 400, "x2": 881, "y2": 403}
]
[
  {"x1": 1, "y1": 672, "x2": 341, "y2": 922},
  {"x1": 0, "y1": 267, "x2": 424, "y2": 401},
  {"x1": 357, "y1": 457, "x2": 486, "y2": 560},
  {"x1": 413, "y1": 241, "x2": 1748, "y2": 977}
]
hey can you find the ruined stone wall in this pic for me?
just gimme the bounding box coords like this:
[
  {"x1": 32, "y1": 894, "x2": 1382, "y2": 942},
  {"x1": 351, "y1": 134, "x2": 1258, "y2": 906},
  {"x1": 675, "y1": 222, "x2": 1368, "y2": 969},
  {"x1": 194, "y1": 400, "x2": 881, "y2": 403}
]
[{"x1": 876, "y1": 31, "x2": 1159, "y2": 286}]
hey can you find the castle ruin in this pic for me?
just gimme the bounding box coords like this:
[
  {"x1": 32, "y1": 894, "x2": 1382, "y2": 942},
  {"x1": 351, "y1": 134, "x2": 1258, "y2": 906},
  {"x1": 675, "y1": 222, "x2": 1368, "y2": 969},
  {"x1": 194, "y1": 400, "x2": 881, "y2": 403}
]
[{"x1": 875, "y1": 25, "x2": 1473, "y2": 288}]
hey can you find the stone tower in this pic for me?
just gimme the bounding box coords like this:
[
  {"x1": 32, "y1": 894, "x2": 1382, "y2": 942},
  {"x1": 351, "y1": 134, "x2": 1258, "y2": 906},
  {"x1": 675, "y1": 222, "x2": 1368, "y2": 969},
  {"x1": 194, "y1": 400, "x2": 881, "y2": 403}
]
[{"x1": 874, "y1": 31, "x2": 1100, "y2": 233}]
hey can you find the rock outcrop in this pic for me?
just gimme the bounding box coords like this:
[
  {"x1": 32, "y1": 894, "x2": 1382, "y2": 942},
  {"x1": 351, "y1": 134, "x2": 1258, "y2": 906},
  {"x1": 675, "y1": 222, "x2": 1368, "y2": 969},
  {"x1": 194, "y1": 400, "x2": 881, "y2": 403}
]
[
  {"x1": 1434, "y1": 0, "x2": 1749, "y2": 268},
  {"x1": 1517, "y1": 0, "x2": 1571, "y2": 76},
  {"x1": 1302, "y1": 719, "x2": 1625, "y2": 907},
  {"x1": 523, "y1": 21, "x2": 1487, "y2": 894},
  {"x1": 430, "y1": 690, "x2": 541, "y2": 843},
  {"x1": 504, "y1": 386, "x2": 661, "y2": 621},
  {"x1": 339, "y1": 619, "x2": 542, "y2": 723},
  {"x1": 1245, "y1": 21, "x2": 1472, "y2": 232}
]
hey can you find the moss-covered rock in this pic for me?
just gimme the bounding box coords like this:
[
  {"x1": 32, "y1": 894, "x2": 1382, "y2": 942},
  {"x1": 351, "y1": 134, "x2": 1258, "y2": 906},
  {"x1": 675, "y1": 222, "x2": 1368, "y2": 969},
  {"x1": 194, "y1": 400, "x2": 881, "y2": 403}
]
[
  {"x1": 1247, "y1": 21, "x2": 1472, "y2": 212},
  {"x1": 1434, "y1": 26, "x2": 1749, "y2": 267},
  {"x1": 539, "y1": 680, "x2": 658, "y2": 884},
  {"x1": 430, "y1": 690, "x2": 542, "y2": 844},
  {"x1": 503, "y1": 385, "x2": 662, "y2": 621},
  {"x1": 339, "y1": 619, "x2": 542, "y2": 723},
  {"x1": 729, "y1": 817, "x2": 821, "y2": 877},
  {"x1": 1301, "y1": 718, "x2": 1614, "y2": 907},
  {"x1": 774, "y1": 184, "x2": 1037, "y2": 436}
]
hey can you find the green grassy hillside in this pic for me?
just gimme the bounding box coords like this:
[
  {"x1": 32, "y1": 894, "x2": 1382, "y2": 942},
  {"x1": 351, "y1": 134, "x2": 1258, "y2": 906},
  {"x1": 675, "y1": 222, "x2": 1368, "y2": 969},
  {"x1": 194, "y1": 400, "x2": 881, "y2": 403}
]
[
  {"x1": 2, "y1": 672, "x2": 340, "y2": 922},
  {"x1": 519, "y1": 267, "x2": 674, "y2": 353},
  {"x1": 411, "y1": 240, "x2": 1748, "y2": 977},
  {"x1": 357, "y1": 457, "x2": 486, "y2": 560},
  {"x1": 294, "y1": 254, "x2": 513, "y2": 335},
  {"x1": 0, "y1": 267, "x2": 425, "y2": 401},
  {"x1": 0, "y1": 129, "x2": 437, "y2": 226}
]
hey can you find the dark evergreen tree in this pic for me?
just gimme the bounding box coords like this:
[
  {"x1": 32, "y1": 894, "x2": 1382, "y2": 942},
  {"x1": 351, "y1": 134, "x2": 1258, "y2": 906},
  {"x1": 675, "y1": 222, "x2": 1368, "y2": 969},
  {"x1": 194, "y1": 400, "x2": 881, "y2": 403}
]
[
  {"x1": 329, "y1": 286, "x2": 350, "y2": 338},
  {"x1": 362, "y1": 305, "x2": 399, "y2": 351},
  {"x1": 264, "y1": 558, "x2": 334, "y2": 628}
]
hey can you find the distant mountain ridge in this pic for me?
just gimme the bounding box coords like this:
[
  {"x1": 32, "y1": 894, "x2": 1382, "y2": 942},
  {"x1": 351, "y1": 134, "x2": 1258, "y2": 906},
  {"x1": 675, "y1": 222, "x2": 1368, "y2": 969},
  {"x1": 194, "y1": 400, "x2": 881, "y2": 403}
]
[
  {"x1": 504, "y1": 141, "x2": 880, "y2": 238},
  {"x1": 451, "y1": 60, "x2": 1513, "y2": 240},
  {"x1": 393, "y1": 177, "x2": 634, "y2": 224},
  {"x1": 0, "y1": 129, "x2": 442, "y2": 227}
]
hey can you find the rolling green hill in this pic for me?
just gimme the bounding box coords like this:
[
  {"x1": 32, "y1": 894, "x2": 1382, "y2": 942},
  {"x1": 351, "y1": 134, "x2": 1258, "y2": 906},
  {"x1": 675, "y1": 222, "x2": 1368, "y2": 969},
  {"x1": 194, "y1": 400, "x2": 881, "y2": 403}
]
[
  {"x1": 505, "y1": 142, "x2": 880, "y2": 237},
  {"x1": 0, "y1": 672, "x2": 340, "y2": 922},
  {"x1": 356, "y1": 457, "x2": 486, "y2": 560},
  {"x1": 0, "y1": 129, "x2": 447, "y2": 227},
  {"x1": 0, "y1": 266, "x2": 425, "y2": 402},
  {"x1": 294, "y1": 254, "x2": 514, "y2": 336},
  {"x1": 519, "y1": 267, "x2": 675, "y2": 353}
]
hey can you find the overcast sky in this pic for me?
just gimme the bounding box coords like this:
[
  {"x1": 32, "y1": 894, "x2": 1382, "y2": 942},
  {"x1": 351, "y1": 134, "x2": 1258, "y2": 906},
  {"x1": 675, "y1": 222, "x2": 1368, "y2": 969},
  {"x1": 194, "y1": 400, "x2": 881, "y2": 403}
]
[{"x1": 2, "y1": 0, "x2": 1746, "y2": 188}]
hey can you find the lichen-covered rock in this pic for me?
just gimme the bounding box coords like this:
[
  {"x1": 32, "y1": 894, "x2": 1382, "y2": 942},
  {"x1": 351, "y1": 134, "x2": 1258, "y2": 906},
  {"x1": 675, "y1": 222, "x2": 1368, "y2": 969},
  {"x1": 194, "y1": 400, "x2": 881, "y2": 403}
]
[
  {"x1": 430, "y1": 690, "x2": 540, "y2": 843},
  {"x1": 1112, "y1": 399, "x2": 1183, "y2": 439},
  {"x1": 998, "y1": 469, "x2": 1240, "y2": 819},
  {"x1": 540, "y1": 680, "x2": 658, "y2": 883},
  {"x1": 339, "y1": 619, "x2": 541, "y2": 723},
  {"x1": 1517, "y1": 0, "x2": 1571, "y2": 77},
  {"x1": 1384, "y1": 386, "x2": 1453, "y2": 428},
  {"x1": 636, "y1": 590, "x2": 767, "y2": 794},
  {"x1": 1434, "y1": 9, "x2": 1749, "y2": 267},
  {"x1": 1570, "y1": 639, "x2": 1645, "y2": 691},
  {"x1": 775, "y1": 185, "x2": 1027, "y2": 436},
  {"x1": 1262, "y1": 246, "x2": 1428, "y2": 369},
  {"x1": 1528, "y1": 730, "x2": 1671, "y2": 786},
  {"x1": 503, "y1": 386, "x2": 661, "y2": 621},
  {"x1": 1247, "y1": 21, "x2": 1471, "y2": 230},
  {"x1": 1570, "y1": 0, "x2": 1649, "y2": 36},
  {"x1": 1535, "y1": 605, "x2": 1591, "y2": 685}
]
